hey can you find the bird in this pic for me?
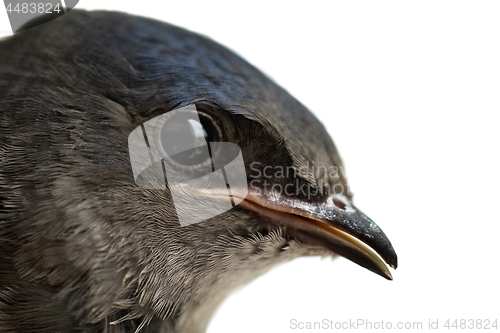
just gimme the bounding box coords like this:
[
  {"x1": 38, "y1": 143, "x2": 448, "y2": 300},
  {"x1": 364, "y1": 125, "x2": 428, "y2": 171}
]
[{"x1": 0, "y1": 10, "x2": 397, "y2": 333}]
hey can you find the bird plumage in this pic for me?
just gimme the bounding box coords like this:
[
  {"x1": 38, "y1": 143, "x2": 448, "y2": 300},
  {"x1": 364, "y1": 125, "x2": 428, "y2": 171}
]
[{"x1": 0, "y1": 10, "x2": 396, "y2": 333}]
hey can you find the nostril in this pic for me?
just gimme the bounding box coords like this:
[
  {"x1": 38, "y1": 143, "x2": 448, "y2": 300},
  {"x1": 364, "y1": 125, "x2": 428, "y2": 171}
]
[{"x1": 332, "y1": 198, "x2": 346, "y2": 210}]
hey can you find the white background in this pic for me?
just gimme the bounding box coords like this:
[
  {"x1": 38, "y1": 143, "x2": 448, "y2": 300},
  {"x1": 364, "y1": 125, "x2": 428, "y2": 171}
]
[{"x1": 1, "y1": 2, "x2": 499, "y2": 332}]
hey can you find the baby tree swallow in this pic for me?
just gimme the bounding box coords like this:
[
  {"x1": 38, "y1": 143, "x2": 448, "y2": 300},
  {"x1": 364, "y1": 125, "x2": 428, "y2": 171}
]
[{"x1": 0, "y1": 10, "x2": 397, "y2": 333}]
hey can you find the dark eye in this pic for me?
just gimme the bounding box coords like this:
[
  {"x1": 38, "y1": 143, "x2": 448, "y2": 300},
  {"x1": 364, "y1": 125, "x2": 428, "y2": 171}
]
[{"x1": 160, "y1": 113, "x2": 220, "y2": 166}]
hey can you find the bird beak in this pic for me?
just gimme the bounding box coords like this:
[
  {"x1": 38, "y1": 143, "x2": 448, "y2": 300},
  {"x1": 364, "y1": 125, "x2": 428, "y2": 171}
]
[{"x1": 238, "y1": 191, "x2": 398, "y2": 280}]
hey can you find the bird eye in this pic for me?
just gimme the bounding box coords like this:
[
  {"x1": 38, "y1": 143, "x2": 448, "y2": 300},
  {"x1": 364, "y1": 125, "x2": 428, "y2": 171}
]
[{"x1": 159, "y1": 113, "x2": 220, "y2": 166}]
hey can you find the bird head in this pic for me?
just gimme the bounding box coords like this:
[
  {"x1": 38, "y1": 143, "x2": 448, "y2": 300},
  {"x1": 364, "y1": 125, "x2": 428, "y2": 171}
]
[{"x1": 0, "y1": 10, "x2": 397, "y2": 333}]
